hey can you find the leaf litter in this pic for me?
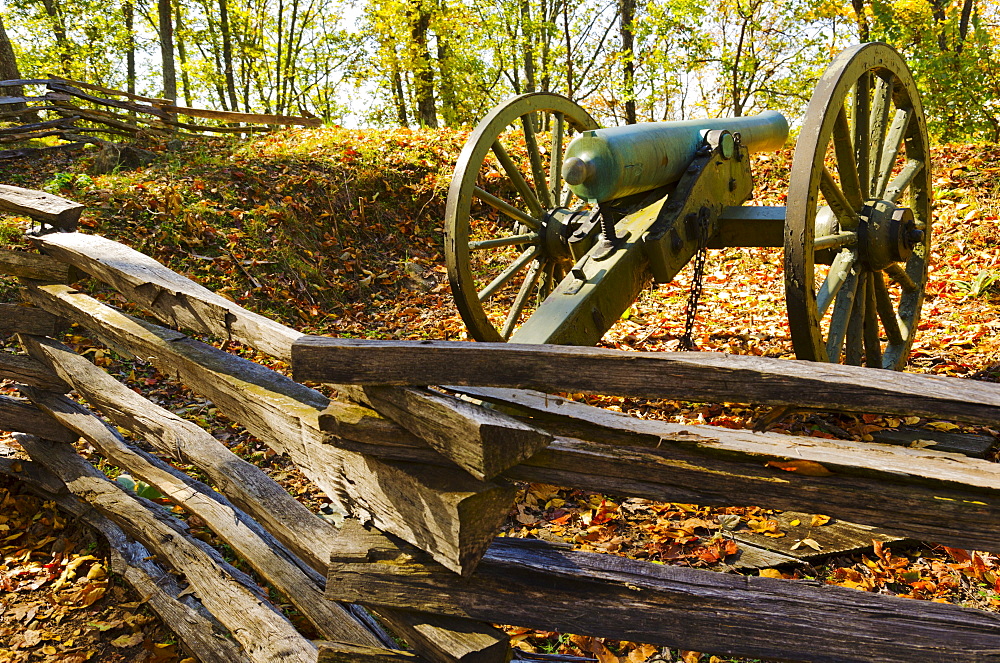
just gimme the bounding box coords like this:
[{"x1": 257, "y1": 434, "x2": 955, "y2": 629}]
[{"x1": 0, "y1": 133, "x2": 997, "y2": 661}]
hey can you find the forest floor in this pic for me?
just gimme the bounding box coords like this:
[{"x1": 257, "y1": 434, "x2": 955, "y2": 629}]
[{"x1": 0, "y1": 128, "x2": 997, "y2": 662}]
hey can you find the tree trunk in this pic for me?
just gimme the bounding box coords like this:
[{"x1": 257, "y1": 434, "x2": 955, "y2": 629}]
[
  {"x1": 850, "y1": 0, "x2": 869, "y2": 41},
  {"x1": 562, "y1": 0, "x2": 573, "y2": 98},
  {"x1": 123, "y1": 0, "x2": 136, "y2": 95},
  {"x1": 435, "y1": 30, "x2": 457, "y2": 126},
  {"x1": 409, "y1": 0, "x2": 437, "y2": 128},
  {"x1": 957, "y1": 0, "x2": 974, "y2": 53},
  {"x1": 175, "y1": 3, "x2": 192, "y2": 106},
  {"x1": 520, "y1": 0, "x2": 536, "y2": 93},
  {"x1": 158, "y1": 0, "x2": 177, "y2": 101},
  {"x1": 390, "y1": 45, "x2": 409, "y2": 127},
  {"x1": 620, "y1": 0, "x2": 636, "y2": 124},
  {"x1": 219, "y1": 0, "x2": 239, "y2": 111},
  {"x1": 39, "y1": 0, "x2": 72, "y2": 72},
  {"x1": 0, "y1": 15, "x2": 33, "y2": 122}
]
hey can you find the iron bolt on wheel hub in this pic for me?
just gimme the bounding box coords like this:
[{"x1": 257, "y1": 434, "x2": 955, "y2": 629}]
[{"x1": 858, "y1": 201, "x2": 919, "y2": 270}]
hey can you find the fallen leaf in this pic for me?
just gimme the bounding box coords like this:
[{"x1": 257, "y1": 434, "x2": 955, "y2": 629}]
[
  {"x1": 790, "y1": 537, "x2": 822, "y2": 551},
  {"x1": 759, "y1": 568, "x2": 784, "y2": 578},
  {"x1": 765, "y1": 459, "x2": 833, "y2": 476},
  {"x1": 810, "y1": 514, "x2": 831, "y2": 527},
  {"x1": 110, "y1": 632, "x2": 144, "y2": 648}
]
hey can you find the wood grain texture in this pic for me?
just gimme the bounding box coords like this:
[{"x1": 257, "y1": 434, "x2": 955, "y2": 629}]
[
  {"x1": 0, "y1": 393, "x2": 75, "y2": 441},
  {"x1": 159, "y1": 104, "x2": 322, "y2": 127},
  {"x1": 31, "y1": 232, "x2": 303, "y2": 360},
  {"x1": 0, "y1": 184, "x2": 83, "y2": 228},
  {"x1": 0, "y1": 248, "x2": 72, "y2": 281},
  {"x1": 15, "y1": 435, "x2": 317, "y2": 663},
  {"x1": 20, "y1": 334, "x2": 510, "y2": 662},
  {"x1": 0, "y1": 303, "x2": 63, "y2": 336},
  {"x1": 0, "y1": 456, "x2": 253, "y2": 663},
  {"x1": 338, "y1": 384, "x2": 552, "y2": 480},
  {"x1": 322, "y1": 385, "x2": 1000, "y2": 552},
  {"x1": 24, "y1": 282, "x2": 516, "y2": 576},
  {"x1": 0, "y1": 351, "x2": 67, "y2": 390},
  {"x1": 291, "y1": 337, "x2": 1000, "y2": 425},
  {"x1": 22, "y1": 381, "x2": 382, "y2": 647},
  {"x1": 872, "y1": 427, "x2": 996, "y2": 458},
  {"x1": 317, "y1": 642, "x2": 425, "y2": 662},
  {"x1": 328, "y1": 525, "x2": 1000, "y2": 663}
]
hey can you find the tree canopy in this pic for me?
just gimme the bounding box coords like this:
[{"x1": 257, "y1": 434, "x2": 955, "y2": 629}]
[{"x1": 2, "y1": 0, "x2": 998, "y2": 138}]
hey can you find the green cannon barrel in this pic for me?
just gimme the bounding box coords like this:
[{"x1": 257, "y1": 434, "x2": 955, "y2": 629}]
[{"x1": 562, "y1": 110, "x2": 789, "y2": 203}]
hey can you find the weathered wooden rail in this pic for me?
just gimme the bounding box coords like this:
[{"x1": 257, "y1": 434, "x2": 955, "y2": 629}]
[
  {"x1": 0, "y1": 187, "x2": 999, "y2": 661},
  {"x1": 0, "y1": 77, "x2": 320, "y2": 160}
]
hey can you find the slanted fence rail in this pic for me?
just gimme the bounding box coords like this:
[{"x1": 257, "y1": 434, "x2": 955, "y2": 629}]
[
  {"x1": 0, "y1": 77, "x2": 320, "y2": 160},
  {"x1": 0, "y1": 187, "x2": 998, "y2": 662}
]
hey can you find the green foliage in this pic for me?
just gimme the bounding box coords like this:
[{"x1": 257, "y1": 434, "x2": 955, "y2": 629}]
[
  {"x1": 2, "y1": 0, "x2": 1000, "y2": 136},
  {"x1": 43, "y1": 172, "x2": 94, "y2": 193},
  {"x1": 114, "y1": 473, "x2": 166, "y2": 501}
]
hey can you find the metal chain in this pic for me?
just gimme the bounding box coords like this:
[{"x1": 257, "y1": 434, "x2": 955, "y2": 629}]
[{"x1": 679, "y1": 207, "x2": 711, "y2": 350}]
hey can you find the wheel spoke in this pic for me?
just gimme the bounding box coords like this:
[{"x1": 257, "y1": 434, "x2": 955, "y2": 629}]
[
  {"x1": 874, "y1": 109, "x2": 911, "y2": 199},
  {"x1": 845, "y1": 268, "x2": 867, "y2": 366},
  {"x1": 853, "y1": 72, "x2": 872, "y2": 198},
  {"x1": 825, "y1": 266, "x2": 860, "y2": 362},
  {"x1": 469, "y1": 232, "x2": 539, "y2": 251},
  {"x1": 478, "y1": 245, "x2": 539, "y2": 301},
  {"x1": 814, "y1": 231, "x2": 857, "y2": 251},
  {"x1": 868, "y1": 73, "x2": 894, "y2": 193},
  {"x1": 549, "y1": 112, "x2": 565, "y2": 207},
  {"x1": 817, "y1": 249, "x2": 856, "y2": 316},
  {"x1": 886, "y1": 262, "x2": 917, "y2": 292},
  {"x1": 832, "y1": 106, "x2": 864, "y2": 211},
  {"x1": 521, "y1": 114, "x2": 552, "y2": 209},
  {"x1": 538, "y1": 260, "x2": 556, "y2": 301},
  {"x1": 883, "y1": 158, "x2": 924, "y2": 205},
  {"x1": 500, "y1": 258, "x2": 544, "y2": 339},
  {"x1": 491, "y1": 140, "x2": 544, "y2": 218},
  {"x1": 862, "y1": 271, "x2": 882, "y2": 368},
  {"x1": 474, "y1": 187, "x2": 540, "y2": 230},
  {"x1": 820, "y1": 166, "x2": 860, "y2": 229},
  {"x1": 872, "y1": 270, "x2": 904, "y2": 344}
]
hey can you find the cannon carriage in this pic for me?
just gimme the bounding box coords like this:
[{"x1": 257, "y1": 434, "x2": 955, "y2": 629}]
[{"x1": 445, "y1": 42, "x2": 931, "y2": 370}]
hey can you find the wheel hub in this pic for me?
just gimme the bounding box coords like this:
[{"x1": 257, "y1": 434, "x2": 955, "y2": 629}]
[
  {"x1": 858, "y1": 199, "x2": 922, "y2": 271},
  {"x1": 541, "y1": 207, "x2": 590, "y2": 262}
]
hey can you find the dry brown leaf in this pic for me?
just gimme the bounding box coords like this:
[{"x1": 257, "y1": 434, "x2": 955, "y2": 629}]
[
  {"x1": 627, "y1": 644, "x2": 659, "y2": 662},
  {"x1": 790, "y1": 537, "x2": 822, "y2": 551}
]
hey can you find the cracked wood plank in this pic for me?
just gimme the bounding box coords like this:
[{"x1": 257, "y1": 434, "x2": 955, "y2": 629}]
[
  {"x1": 20, "y1": 332, "x2": 511, "y2": 663},
  {"x1": 327, "y1": 522, "x2": 1000, "y2": 663},
  {"x1": 24, "y1": 282, "x2": 515, "y2": 576},
  {"x1": 291, "y1": 337, "x2": 1000, "y2": 425}
]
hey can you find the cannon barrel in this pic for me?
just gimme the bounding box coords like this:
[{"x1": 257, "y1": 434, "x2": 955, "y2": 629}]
[{"x1": 561, "y1": 110, "x2": 789, "y2": 203}]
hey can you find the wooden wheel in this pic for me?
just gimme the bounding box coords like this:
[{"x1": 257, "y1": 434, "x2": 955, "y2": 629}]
[
  {"x1": 445, "y1": 93, "x2": 599, "y2": 341},
  {"x1": 785, "y1": 43, "x2": 931, "y2": 369}
]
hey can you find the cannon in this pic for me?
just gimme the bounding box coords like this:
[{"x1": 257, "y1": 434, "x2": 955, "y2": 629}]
[{"x1": 445, "y1": 43, "x2": 931, "y2": 369}]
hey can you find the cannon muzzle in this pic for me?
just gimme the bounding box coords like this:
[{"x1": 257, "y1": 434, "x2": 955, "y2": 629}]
[{"x1": 562, "y1": 110, "x2": 789, "y2": 202}]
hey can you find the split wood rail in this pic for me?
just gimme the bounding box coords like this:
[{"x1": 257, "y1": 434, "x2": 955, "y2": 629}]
[
  {"x1": 0, "y1": 77, "x2": 320, "y2": 159},
  {"x1": 0, "y1": 190, "x2": 998, "y2": 661}
]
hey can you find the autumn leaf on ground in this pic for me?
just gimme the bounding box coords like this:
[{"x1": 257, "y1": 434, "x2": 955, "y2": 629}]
[{"x1": 810, "y1": 514, "x2": 831, "y2": 527}]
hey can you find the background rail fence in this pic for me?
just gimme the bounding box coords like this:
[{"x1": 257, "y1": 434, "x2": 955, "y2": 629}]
[
  {"x1": 0, "y1": 77, "x2": 320, "y2": 160},
  {"x1": 0, "y1": 186, "x2": 998, "y2": 662}
]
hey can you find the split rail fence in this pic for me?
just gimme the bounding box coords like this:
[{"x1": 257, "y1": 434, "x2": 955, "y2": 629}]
[
  {"x1": 0, "y1": 186, "x2": 999, "y2": 662},
  {"x1": 0, "y1": 77, "x2": 320, "y2": 159}
]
